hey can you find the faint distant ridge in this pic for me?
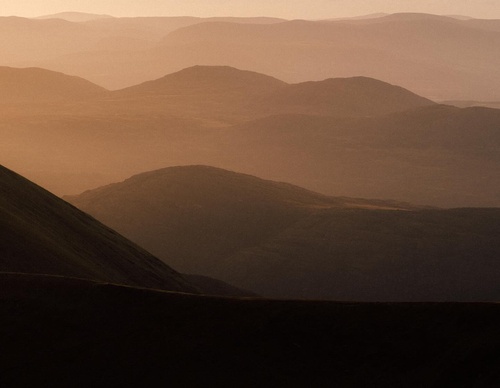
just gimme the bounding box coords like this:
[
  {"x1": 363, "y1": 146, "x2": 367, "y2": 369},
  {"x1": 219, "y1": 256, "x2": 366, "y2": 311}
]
[
  {"x1": 0, "y1": 67, "x2": 107, "y2": 103},
  {"x1": 322, "y1": 13, "x2": 388, "y2": 21},
  {"x1": 115, "y1": 65, "x2": 287, "y2": 97},
  {"x1": 261, "y1": 76, "x2": 435, "y2": 117},
  {"x1": 36, "y1": 12, "x2": 114, "y2": 22},
  {"x1": 114, "y1": 65, "x2": 435, "y2": 117}
]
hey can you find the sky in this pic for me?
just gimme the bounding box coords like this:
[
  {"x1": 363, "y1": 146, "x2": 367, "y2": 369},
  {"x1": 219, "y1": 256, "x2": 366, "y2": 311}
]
[{"x1": 0, "y1": 0, "x2": 499, "y2": 19}]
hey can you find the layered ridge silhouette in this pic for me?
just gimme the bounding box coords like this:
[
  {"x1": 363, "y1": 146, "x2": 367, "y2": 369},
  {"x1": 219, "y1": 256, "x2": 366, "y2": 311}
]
[
  {"x1": 3, "y1": 13, "x2": 499, "y2": 100},
  {"x1": 2, "y1": 65, "x2": 498, "y2": 206}
]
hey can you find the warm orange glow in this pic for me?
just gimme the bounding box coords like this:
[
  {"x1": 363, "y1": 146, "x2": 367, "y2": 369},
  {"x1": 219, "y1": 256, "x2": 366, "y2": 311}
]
[{"x1": 0, "y1": 0, "x2": 499, "y2": 19}]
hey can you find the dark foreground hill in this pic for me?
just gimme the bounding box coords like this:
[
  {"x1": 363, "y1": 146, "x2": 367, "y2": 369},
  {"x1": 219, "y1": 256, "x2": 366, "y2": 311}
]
[
  {"x1": 0, "y1": 164, "x2": 197, "y2": 292},
  {"x1": 2, "y1": 273, "x2": 500, "y2": 387},
  {"x1": 67, "y1": 165, "x2": 500, "y2": 301}
]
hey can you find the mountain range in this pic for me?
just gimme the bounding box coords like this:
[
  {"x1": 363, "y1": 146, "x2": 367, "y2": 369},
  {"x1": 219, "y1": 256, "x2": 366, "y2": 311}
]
[
  {"x1": 1, "y1": 65, "x2": 498, "y2": 207},
  {"x1": 2, "y1": 13, "x2": 498, "y2": 101},
  {"x1": 1, "y1": 11, "x2": 500, "y2": 385}
]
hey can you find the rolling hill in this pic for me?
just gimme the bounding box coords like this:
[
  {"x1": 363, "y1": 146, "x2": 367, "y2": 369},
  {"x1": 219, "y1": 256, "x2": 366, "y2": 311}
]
[
  {"x1": 0, "y1": 66, "x2": 107, "y2": 103},
  {"x1": 2, "y1": 273, "x2": 500, "y2": 386},
  {"x1": 67, "y1": 165, "x2": 500, "y2": 301},
  {"x1": 0, "y1": 164, "x2": 199, "y2": 292},
  {"x1": 111, "y1": 66, "x2": 435, "y2": 119},
  {"x1": 116, "y1": 65, "x2": 287, "y2": 97},
  {"x1": 257, "y1": 76, "x2": 434, "y2": 117}
]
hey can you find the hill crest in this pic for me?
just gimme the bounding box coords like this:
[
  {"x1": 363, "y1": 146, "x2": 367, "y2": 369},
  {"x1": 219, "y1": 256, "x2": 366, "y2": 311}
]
[{"x1": 0, "y1": 66, "x2": 107, "y2": 103}]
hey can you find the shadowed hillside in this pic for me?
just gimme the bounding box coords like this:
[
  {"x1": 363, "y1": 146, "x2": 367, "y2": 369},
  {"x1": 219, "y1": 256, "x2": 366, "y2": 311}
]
[
  {"x1": 0, "y1": 164, "x2": 198, "y2": 292},
  {"x1": 1, "y1": 273, "x2": 500, "y2": 387},
  {"x1": 66, "y1": 165, "x2": 412, "y2": 282},
  {"x1": 68, "y1": 165, "x2": 500, "y2": 301}
]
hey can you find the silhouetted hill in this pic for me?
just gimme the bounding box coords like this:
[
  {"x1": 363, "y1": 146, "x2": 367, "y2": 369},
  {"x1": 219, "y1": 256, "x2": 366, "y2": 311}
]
[
  {"x1": 0, "y1": 165, "x2": 197, "y2": 292},
  {"x1": 66, "y1": 165, "x2": 498, "y2": 301},
  {"x1": 3, "y1": 14, "x2": 500, "y2": 98},
  {"x1": 2, "y1": 273, "x2": 500, "y2": 386},
  {"x1": 259, "y1": 76, "x2": 434, "y2": 117},
  {"x1": 66, "y1": 166, "x2": 413, "y2": 283},
  {"x1": 155, "y1": 16, "x2": 500, "y2": 100},
  {"x1": 116, "y1": 65, "x2": 287, "y2": 97},
  {"x1": 0, "y1": 67, "x2": 107, "y2": 103},
  {"x1": 110, "y1": 66, "x2": 434, "y2": 120}
]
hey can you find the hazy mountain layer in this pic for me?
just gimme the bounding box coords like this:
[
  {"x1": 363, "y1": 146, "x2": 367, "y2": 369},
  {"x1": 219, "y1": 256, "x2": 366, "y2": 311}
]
[
  {"x1": 0, "y1": 164, "x2": 198, "y2": 292},
  {"x1": 67, "y1": 165, "x2": 500, "y2": 301},
  {"x1": 2, "y1": 273, "x2": 500, "y2": 386},
  {"x1": 0, "y1": 66, "x2": 106, "y2": 103},
  {"x1": 6, "y1": 13, "x2": 499, "y2": 100},
  {"x1": 4, "y1": 65, "x2": 480, "y2": 208}
]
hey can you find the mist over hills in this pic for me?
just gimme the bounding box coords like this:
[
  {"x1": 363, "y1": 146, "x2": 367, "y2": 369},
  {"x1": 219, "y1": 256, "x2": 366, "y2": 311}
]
[
  {"x1": 1, "y1": 8, "x2": 500, "y2": 385},
  {"x1": 1, "y1": 65, "x2": 498, "y2": 207},
  {"x1": 67, "y1": 165, "x2": 500, "y2": 301},
  {"x1": 0, "y1": 13, "x2": 498, "y2": 100},
  {"x1": 219, "y1": 105, "x2": 500, "y2": 207},
  {"x1": 109, "y1": 65, "x2": 433, "y2": 122}
]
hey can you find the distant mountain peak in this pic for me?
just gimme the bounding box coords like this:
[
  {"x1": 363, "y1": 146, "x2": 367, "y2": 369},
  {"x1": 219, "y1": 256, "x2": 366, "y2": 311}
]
[{"x1": 115, "y1": 65, "x2": 287, "y2": 96}]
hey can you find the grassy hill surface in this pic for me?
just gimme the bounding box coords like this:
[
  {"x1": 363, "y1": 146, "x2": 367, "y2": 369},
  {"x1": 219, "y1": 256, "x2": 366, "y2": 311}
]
[
  {"x1": 67, "y1": 165, "x2": 500, "y2": 301},
  {"x1": 1, "y1": 273, "x2": 500, "y2": 387}
]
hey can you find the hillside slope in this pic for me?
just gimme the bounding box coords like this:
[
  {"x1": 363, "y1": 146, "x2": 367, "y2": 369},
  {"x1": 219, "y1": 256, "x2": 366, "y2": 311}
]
[
  {"x1": 0, "y1": 165, "x2": 197, "y2": 293},
  {"x1": 66, "y1": 165, "x2": 412, "y2": 284},
  {"x1": 68, "y1": 166, "x2": 500, "y2": 301}
]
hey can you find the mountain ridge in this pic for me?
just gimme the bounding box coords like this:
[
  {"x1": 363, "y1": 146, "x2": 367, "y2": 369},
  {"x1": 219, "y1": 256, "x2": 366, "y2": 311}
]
[{"x1": 67, "y1": 165, "x2": 500, "y2": 301}]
